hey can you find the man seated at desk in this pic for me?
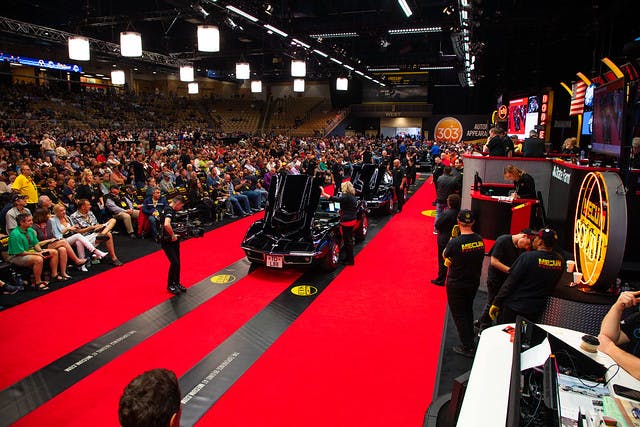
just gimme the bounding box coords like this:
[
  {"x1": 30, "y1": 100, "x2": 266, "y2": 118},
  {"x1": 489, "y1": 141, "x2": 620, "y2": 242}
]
[{"x1": 598, "y1": 290, "x2": 640, "y2": 380}]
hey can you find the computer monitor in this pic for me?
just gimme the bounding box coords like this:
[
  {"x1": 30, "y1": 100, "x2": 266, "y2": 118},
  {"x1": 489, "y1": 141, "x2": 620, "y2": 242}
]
[{"x1": 505, "y1": 317, "x2": 608, "y2": 426}]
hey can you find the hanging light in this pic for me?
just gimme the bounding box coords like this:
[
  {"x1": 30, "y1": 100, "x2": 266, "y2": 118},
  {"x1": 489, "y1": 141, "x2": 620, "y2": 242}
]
[
  {"x1": 68, "y1": 36, "x2": 90, "y2": 61},
  {"x1": 251, "y1": 80, "x2": 263, "y2": 93},
  {"x1": 291, "y1": 60, "x2": 306, "y2": 77},
  {"x1": 188, "y1": 82, "x2": 199, "y2": 94},
  {"x1": 236, "y1": 62, "x2": 250, "y2": 79},
  {"x1": 336, "y1": 77, "x2": 349, "y2": 91},
  {"x1": 293, "y1": 78, "x2": 305, "y2": 92},
  {"x1": 111, "y1": 70, "x2": 125, "y2": 85},
  {"x1": 120, "y1": 32, "x2": 142, "y2": 57},
  {"x1": 197, "y1": 25, "x2": 220, "y2": 52},
  {"x1": 180, "y1": 65, "x2": 194, "y2": 82}
]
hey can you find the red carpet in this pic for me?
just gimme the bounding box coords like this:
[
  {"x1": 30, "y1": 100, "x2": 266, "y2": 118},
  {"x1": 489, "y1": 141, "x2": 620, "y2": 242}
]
[
  {"x1": 0, "y1": 214, "x2": 258, "y2": 389},
  {"x1": 198, "y1": 176, "x2": 447, "y2": 426}
]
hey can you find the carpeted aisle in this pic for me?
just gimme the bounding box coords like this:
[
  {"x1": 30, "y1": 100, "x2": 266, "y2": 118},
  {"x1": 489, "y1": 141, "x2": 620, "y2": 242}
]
[
  {"x1": 0, "y1": 214, "x2": 257, "y2": 389},
  {"x1": 199, "y1": 177, "x2": 446, "y2": 427}
]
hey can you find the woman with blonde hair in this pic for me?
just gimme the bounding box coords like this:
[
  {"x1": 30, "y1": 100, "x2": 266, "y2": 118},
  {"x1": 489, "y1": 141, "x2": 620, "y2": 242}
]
[
  {"x1": 503, "y1": 165, "x2": 536, "y2": 200},
  {"x1": 561, "y1": 137, "x2": 580, "y2": 155},
  {"x1": 50, "y1": 204, "x2": 108, "y2": 271},
  {"x1": 320, "y1": 180, "x2": 359, "y2": 266}
]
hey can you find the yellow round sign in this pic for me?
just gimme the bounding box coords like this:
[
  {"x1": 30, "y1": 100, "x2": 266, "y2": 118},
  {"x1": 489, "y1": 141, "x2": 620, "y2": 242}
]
[
  {"x1": 290, "y1": 285, "x2": 318, "y2": 296},
  {"x1": 434, "y1": 117, "x2": 463, "y2": 143},
  {"x1": 210, "y1": 274, "x2": 236, "y2": 284},
  {"x1": 421, "y1": 209, "x2": 437, "y2": 217}
]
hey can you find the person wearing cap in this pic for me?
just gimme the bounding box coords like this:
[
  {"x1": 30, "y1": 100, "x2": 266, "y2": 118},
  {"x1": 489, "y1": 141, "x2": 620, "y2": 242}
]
[
  {"x1": 475, "y1": 229, "x2": 534, "y2": 331},
  {"x1": 105, "y1": 185, "x2": 140, "y2": 239},
  {"x1": 490, "y1": 228, "x2": 564, "y2": 323},
  {"x1": 431, "y1": 193, "x2": 461, "y2": 286},
  {"x1": 5, "y1": 193, "x2": 31, "y2": 234},
  {"x1": 160, "y1": 195, "x2": 187, "y2": 295},
  {"x1": 442, "y1": 209, "x2": 486, "y2": 357},
  {"x1": 598, "y1": 290, "x2": 640, "y2": 380},
  {"x1": 522, "y1": 130, "x2": 545, "y2": 158},
  {"x1": 11, "y1": 162, "x2": 39, "y2": 212}
]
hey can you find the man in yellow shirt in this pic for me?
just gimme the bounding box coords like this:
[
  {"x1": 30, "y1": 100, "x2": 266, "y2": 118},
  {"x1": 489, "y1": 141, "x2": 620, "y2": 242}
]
[{"x1": 11, "y1": 163, "x2": 38, "y2": 211}]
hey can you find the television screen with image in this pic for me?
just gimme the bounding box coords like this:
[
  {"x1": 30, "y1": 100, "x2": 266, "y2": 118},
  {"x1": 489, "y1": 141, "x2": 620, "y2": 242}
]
[{"x1": 592, "y1": 78, "x2": 625, "y2": 156}]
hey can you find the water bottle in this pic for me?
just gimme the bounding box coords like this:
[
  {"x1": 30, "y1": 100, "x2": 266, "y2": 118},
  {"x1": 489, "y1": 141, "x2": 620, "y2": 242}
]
[{"x1": 579, "y1": 150, "x2": 585, "y2": 160}]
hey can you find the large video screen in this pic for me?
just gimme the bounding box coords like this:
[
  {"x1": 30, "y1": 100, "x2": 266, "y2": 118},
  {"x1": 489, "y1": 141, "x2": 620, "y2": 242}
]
[
  {"x1": 592, "y1": 78, "x2": 625, "y2": 156},
  {"x1": 508, "y1": 96, "x2": 539, "y2": 139}
]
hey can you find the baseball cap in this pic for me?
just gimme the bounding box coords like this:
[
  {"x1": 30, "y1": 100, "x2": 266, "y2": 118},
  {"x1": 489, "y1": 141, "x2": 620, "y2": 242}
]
[
  {"x1": 535, "y1": 228, "x2": 558, "y2": 246},
  {"x1": 457, "y1": 209, "x2": 475, "y2": 224},
  {"x1": 11, "y1": 193, "x2": 27, "y2": 203}
]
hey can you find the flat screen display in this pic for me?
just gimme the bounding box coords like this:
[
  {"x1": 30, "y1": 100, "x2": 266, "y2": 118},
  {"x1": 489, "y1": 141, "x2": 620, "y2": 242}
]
[
  {"x1": 582, "y1": 111, "x2": 593, "y2": 135},
  {"x1": 507, "y1": 97, "x2": 528, "y2": 138},
  {"x1": 592, "y1": 78, "x2": 625, "y2": 156}
]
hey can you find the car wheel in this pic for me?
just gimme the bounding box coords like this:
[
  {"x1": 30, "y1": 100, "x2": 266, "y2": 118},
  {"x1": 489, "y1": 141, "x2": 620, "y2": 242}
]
[
  {"x1": 322, "y1": 238, "x2": 340, "y2": 271},
  {"x1": 355, "y1": 215, "x2": 368, "y2": 242}
]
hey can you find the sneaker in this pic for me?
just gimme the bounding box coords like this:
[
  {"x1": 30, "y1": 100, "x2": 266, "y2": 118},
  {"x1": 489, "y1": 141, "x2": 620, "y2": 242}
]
[
  {"x1": 1, "y1": 283, "x2": 23, "y2": 295},
  {"x1": 173, "y1": 283, "x2": 187, "y2": 292},
  {"x1": 167, "y1": 284, "x2": 181, "y2": 295},
  {"x1": 452, "y1": 345, "x2": 475, "y2": 358},
  {"x1": 80, "y1": 265, "x2": 89, "y2": 272}
]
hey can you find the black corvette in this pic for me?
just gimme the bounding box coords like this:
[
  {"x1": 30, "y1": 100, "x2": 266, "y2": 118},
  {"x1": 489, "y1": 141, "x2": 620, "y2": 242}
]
[
  {"x1": 351, "y1": 163, "x2": 394, "y2": 214},
  {"x1": 241, "y1": 174, "x2": 368, "y2": 271}
]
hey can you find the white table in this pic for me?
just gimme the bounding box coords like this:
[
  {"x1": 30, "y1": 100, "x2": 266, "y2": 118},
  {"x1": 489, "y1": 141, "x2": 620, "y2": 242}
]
[{"x1": 456, "y1": 324, "x2": 638, "y2": 426}]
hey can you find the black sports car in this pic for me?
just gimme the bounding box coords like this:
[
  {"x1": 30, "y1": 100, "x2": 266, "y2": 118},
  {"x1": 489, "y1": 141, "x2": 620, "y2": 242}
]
[
  {"x1": 351, "y1": 163, "x2": 394, "y2": 214},
  {"x1": 241, "y1": 174, "x2": 368, "y2": 271}
]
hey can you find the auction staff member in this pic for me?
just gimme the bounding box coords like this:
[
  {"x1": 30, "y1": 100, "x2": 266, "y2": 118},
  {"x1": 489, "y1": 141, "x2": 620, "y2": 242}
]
[
  {"x1": 161, "y1": 195, "x2": 187, "y2": 295},
  {"x1": 598, "y1": 290, "x2": 640, "y2": 380},
  {"x1": 321, "y1": 181, "x2": 359, "y2": 266},
  {"x1": 443, "y1": 209, "x2": 485, "y2": 358},
  {"x1": 476, "y1": 229, "x2": 533, "y2": 330},
  {"x1": 431, "y1": 193, "x2": 461, "y2": 286},
  {"x1": 503, "y1": 164, "x2": 537, "y2": 199},
  {"x1": 490, "y1": 228, "x2": 564, "y2": 323},
  {"x1": 391, "y1": 158, "x2": 407, "y2": 213}
]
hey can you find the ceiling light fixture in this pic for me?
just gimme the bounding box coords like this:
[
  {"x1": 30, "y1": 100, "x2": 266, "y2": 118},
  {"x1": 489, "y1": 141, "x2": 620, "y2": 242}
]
[
  {"x1": 397, "y1": 0, "x2": 413, "y2": 17},
  {"x1": 367, "y1": 67, "x2": 400, "y2": 72},
  {"x1": 292, "y1": 38, "x2": 310, "y2": 49},
  {"x1": 329, "y1": 57, "x2": 343, "y2": 65},
  {"x1": 197, "y1": 25, "x2": 220, "y2": 52},
  {"x1": 313, "y1": 49, "x2": 328, "y2": 57},
  {"x1": 68, "y1": 36, "x2": 90, "y2": 61},
  {"x1": 293, "y1": 78, "x2": 305, "y2": 92},
  {"x1": 180, "y1": 65, "x2": 194, "y2": 82},
  {"x1": 120, "y1": 32, "x2": 142, "y2": 57},
  {"x1": 388, "y1": 27, "x2": 442, "y2": 34},
  {"x1": 264, "y1": 24, "x2": 288, "y2": 37},
  {"x1": 336, "y1": 77, "x2": 348, "y2": 91},
  {"x1": 236, "y1": 62, "x2": 250, "y2": 79},
  {"x1": 309, "y1": 32, "x2": 358, "y2": 39},
  {"x1": 188, "y1": 82, "x2": 199, "y2": 94},
  {"x1": 343, "y1": 64, "x2": 354, "y2": 71},
  {"x1": 251, "y1": 80, "x2": 263, "y2": 93},
  {"x1": 111, "y1": 70, "x2": 125, "y2": 85},
  {"x1": 419, "y1": 66, "x2": 455, "y2": 70},
  {"x1": 291, "y1": 60, "x2": 306, "y2": 77},
  {"x1": 226, "y1": 5, "x2": 258, "y2": 22}
]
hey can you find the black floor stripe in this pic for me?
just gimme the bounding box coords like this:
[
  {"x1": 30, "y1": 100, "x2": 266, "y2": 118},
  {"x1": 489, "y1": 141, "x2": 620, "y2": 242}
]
[
  {"x1": 176, "y1": 180, "x2": 431, "y2": 425},
  {"x1": 0, "y1": 261, "x2": 249, "y2": 427}
]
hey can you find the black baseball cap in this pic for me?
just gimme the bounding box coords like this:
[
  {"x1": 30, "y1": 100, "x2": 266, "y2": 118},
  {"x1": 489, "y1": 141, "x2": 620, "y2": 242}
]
[
  {"x1": 11, "y1": 193, "x2": 27, "y2": 203},
  {"x1": 535, "y1": 228, "x2": 558, "y2": 246},
  {"x1": 457, "y1": 209, "x2": 475, "y2": 224}
]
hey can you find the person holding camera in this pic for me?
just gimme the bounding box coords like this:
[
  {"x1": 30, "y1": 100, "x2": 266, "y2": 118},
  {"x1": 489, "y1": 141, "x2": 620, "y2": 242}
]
[
  {"x1": 160, "y1": 195, "x2": 187, "y2": 295},
  {"x1": 7, "y1": 212, "x2": 59, "y2": 290}
]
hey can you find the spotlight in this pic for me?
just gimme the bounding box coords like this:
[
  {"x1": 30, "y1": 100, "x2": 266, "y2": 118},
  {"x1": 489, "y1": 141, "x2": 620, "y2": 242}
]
[{"x1": 379, "y1": 39, "x2": 390, "y2": 48}]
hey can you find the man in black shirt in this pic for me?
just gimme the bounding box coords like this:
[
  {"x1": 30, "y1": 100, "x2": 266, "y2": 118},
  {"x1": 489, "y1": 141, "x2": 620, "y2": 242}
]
[
  {"x1": 522, "y1": 130, "x2": 545, "y2": 157},
  {"x1": 435, "y1": 166, "x2": 460, "y2": 231},
  {"x1": 483, "y1": 127, "x2": 508, "y2": 156},
  {"x1": 129, "y1": 153, "x2": 147, "y2": 189},
  {"x1": 476, "y1": 230, "x2": 533, "y2": 330},
  {"x1": 160, "y1": 196, "x2": 187, "y2": 295},
  {"x1": 391, "y1": 159, "x2": 407, "y2": 213},
  {"x1": 443, "y1": 209, "x2": 485, "y2": 357},
  {"x1": 431, "y1": 194, "x2": 461, "y2": 286},
  {"x1": 490, "y1": 228, "x2": 564, "y2": 323}
]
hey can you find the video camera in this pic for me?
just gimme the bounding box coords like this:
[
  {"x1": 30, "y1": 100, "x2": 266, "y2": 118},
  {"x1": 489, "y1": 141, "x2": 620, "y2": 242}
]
[{"x1": 173, "y1": 208, "x2": 205, "y2": 239}]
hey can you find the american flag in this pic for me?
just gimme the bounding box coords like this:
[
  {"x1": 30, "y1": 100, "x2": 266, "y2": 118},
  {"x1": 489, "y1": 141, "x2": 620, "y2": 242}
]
[{"x1": 569, "y1": 81, "x2": 586, "y2": 116}]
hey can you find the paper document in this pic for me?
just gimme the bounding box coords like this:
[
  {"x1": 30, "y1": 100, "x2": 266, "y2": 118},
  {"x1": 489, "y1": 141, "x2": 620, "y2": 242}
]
[{"x1": 520, "y1": 337, "x2": 552, "y2": 371}]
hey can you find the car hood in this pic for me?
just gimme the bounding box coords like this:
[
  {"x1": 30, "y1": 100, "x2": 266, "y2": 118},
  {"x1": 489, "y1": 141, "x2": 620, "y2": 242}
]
[
  {"x1": 262, "y1": 173, "x2": 322, "y2": 238},
  {"x1": 352, "y1": 163, "x2": 387, "y2": 198}
]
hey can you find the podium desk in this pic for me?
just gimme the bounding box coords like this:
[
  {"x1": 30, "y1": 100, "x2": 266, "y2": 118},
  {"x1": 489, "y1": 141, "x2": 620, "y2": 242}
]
[
  {"x1": 457, "y1": 324, "x2": 638, "y2": 426},
  {"x1": 470, "y1": 188, "x2": 538, "y2": 240}
]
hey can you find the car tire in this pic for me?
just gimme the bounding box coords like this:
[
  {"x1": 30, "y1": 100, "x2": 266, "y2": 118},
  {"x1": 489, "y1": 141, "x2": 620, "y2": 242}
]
[
  {"x1": 321, "y1": 238, "x2": 340, "y2": 271},
  {"x1": 355, "y1": 215, "x2": 368, "y2": 242}
]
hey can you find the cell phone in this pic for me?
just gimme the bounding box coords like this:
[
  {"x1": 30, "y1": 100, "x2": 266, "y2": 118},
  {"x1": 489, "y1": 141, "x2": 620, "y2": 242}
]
[{"x1": 613, "y1": 384, "x2": 640, "y2": 402}]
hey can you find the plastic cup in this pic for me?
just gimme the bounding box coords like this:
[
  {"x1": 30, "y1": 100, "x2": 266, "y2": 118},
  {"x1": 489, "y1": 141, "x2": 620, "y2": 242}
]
[
  {"x1": 566, "y1": 260, "x2": 575, "y2": 273},
  {"x1": 573, "y1": 272, "x2": 583, "y2": 284}
]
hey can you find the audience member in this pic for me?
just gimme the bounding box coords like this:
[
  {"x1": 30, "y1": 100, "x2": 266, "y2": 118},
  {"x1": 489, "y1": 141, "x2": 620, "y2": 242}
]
[
  {"x1": 105, "y1": 185, "x2": 140, "y2": 239},
  {"x1": 5, "y1": 194, "x2": 31, "y2": 234},
  {"x1": 70, "y1": 199, "x2": 123, "y2": 266},
  {"x1": 11, "y1": 162, "x2": 39, "y2": 211},
  {"x1": 598, "y1": 290, "x2": 640, "y2": 380},
  {"x1": 141, "y1": 187, "x2": 168, "y2": 240},
  {"x1": 118, "y1": 368, "x2": 181, "y2": 427}
]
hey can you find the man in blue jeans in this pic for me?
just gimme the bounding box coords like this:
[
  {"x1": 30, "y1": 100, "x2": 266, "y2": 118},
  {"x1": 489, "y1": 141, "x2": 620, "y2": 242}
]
[{"x1": 223, "y1": 173, "x2": 251, "y2": 216}]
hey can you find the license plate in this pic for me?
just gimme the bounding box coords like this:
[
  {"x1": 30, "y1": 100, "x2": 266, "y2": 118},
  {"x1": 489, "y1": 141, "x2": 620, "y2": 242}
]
[{"x1": 266, "y1": 254, "x2": 283, "y2": 268}]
